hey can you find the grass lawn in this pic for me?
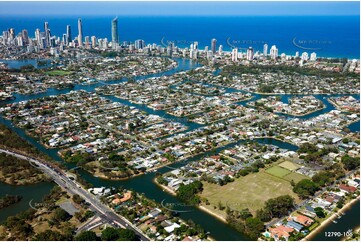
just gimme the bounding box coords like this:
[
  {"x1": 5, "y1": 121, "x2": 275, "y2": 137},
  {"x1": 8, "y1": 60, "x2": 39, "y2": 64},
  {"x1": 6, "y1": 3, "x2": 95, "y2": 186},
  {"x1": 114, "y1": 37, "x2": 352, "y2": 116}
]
[
  {"x1": 278, "y1": 161, "x2": 300, "y2": 171},
  {"x1": 45, "y1": 70, "x2": 72, "y2": 76},
  {"x1": 283, "y1": 172, "x2": 309, "y2": 183},
  {"x1": 265, "y1": 166, "x2": 291, "y2": 178},
  {"x1": 200, "y1": 171, "x2": 300, "y2": 219}
]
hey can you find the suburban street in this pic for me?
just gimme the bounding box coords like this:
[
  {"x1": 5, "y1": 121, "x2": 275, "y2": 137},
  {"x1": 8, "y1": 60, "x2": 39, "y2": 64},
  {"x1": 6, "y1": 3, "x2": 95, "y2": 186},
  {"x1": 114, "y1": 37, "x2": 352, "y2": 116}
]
[{"x1": 0, "y1": 148, "x2": 149, "y2": 241}]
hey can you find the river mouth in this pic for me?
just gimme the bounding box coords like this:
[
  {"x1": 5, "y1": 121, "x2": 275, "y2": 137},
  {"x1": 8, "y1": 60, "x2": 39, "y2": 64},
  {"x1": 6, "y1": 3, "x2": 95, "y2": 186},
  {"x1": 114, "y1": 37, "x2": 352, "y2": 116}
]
[{"x1": 0, "y1": 57, "x2": 359, "y2": 241}]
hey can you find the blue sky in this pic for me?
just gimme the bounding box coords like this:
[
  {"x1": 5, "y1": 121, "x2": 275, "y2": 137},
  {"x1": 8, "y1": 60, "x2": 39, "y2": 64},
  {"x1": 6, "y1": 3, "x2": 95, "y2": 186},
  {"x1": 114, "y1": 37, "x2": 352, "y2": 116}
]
[{"x1": 0, "y1": 1, "x2": 359, "y2": 16}]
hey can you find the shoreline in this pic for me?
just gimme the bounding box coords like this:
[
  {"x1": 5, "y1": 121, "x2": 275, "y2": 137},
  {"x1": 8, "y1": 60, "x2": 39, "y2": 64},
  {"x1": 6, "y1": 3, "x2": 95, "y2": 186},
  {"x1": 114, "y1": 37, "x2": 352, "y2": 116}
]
[
  {"x1": 154, "y1": 178, "x2": 228, "y2": 224},
  {"x1": 302, "y1": 196, "x2": 360, "y2": 241}
]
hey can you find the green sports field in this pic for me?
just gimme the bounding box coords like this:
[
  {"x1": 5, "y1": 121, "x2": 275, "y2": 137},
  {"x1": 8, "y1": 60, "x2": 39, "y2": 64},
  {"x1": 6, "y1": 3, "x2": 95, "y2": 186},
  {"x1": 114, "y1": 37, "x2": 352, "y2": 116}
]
[{"x1": 265, "y1": 166, "x2": 291, "y2": 177}]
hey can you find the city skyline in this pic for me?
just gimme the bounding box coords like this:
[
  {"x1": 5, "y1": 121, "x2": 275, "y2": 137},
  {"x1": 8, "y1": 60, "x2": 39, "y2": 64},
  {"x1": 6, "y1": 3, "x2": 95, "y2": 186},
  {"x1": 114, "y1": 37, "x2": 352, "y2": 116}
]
[{"x1": 0, "y1": 1, "x2": 359, "y2": 16}]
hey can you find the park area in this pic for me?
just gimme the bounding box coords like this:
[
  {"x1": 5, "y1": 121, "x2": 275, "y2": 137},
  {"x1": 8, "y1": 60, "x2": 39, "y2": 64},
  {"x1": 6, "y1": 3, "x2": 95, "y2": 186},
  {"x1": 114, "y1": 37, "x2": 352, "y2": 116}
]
[
  {"x1": 45, "y1": 70, "x2": 73, "y2": 76},
  {"x1": 265, "y1": 160, "x2": 308, "y2": 183},
  {"x1": 199, "y1": 170, "x2": 301, "y2": 220}
]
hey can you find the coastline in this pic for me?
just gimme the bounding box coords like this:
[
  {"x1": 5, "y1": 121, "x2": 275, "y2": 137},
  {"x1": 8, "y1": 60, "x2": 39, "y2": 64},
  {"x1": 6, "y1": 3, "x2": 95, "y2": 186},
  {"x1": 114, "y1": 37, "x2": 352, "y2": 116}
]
[
  {"x1": 302, "y1": 196, "x2": 360, "y2": 241},
  {"x1": 198, "y1": 205, "x2": 227, "y2": 223},
  {"x1": 154, "y1": 178, "x2": 228, "y2": 224}
]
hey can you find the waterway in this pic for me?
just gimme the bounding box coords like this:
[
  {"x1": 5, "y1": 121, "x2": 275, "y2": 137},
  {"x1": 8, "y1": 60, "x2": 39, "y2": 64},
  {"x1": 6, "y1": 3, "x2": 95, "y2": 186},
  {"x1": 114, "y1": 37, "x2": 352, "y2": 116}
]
[
  {"x1": 311, "y1": 200, "x2": 360, "y2": 241},
  {"x1": 0, "y1": 58, "x2": 359, "y2": 240},
  {"x1": 0, "y1": 181, "x2": 55, "y2": 223}
]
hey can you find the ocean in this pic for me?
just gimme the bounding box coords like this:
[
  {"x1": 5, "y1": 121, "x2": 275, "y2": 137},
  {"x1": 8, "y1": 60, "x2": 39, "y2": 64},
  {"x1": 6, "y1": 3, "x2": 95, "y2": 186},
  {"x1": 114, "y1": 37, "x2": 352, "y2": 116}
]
[{"x1": 0, "y1": 15, "x2": 360, "y2": 59}]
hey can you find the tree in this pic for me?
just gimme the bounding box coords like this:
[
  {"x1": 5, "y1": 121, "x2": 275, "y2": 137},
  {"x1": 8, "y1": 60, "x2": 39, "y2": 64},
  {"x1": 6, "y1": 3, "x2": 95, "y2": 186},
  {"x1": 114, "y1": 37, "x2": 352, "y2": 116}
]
[
  {"x1": 34, "y1": 230, "x2": 66, "y2": 241},
  {"x1": 245, "y1": 217, "x2": 264, "y2": 240},
  {"x1": 118, "y1": 228, "x2": 136, "y2": 241},
  {"x1": 264, "y1": 195, "x2": 295, "y2": 218},
  {"x1": 101, "y1": 227, "x2": 119, "y2": 241},
  {"x1": 75, "y1": 231, "x2": 99, "y2": 241},
  {"x1": 52, "y1": 207, "x2": 71, "y2": 223},
  {"x1": 314, "y1": 207, "x2": 326, "y2": 218},
  {"x1": 176, "y1": 181, "x2": 203, "y2": 205},
  {"x1": 72, "y1": 194, "x2": 85, "y2": 204},
  {"x1": 239, "y1": 208, "x2": 253, "y2": 220},
  {"x1": 293, "y1": 179, "x2": 319, "y2": 199},
  {"x1": 256, "y1": 209, "x2": 272, "y2": 222},
  {"x1": 312, "y1": 171, "x2": 334, "y2": 187},
  {"x1": 341, "y1": 155, "x2": 360, "y2": 170}
]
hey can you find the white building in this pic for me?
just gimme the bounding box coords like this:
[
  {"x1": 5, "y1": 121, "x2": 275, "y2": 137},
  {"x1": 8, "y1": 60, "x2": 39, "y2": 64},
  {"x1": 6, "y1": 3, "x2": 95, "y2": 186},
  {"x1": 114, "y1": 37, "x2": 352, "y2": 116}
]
[
  {"x1": 218, "y1": 45, "x2": 223, "y2": 55},
  {"x1": 301, "y1": 52, "x2": 309, "y2": 61},
  {"x1": 270, "y1": 45, "x2": 278, "y2": 60},
  {"x1": 231, "y1": 48, "x2": 238, "y2": 62},
  {"x1": 263, "y1": 43, "x2": 268, "y2": 56},
  {"x1": 246, "y1": 47, "x2": 254, "y2": 61},
  {"x1": 310, "y1": 52, "x2": 317, "y2": 61}
]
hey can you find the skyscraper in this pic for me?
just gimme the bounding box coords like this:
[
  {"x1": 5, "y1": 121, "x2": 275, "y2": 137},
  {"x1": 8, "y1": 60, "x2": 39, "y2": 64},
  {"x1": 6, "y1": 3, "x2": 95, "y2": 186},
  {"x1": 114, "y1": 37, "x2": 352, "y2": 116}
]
[
  {"x1": 91, "y1": 36, "x2": 97, "y2": 48},
  {"x1": 246, "y1": 47, "x2": 254, "y2": 61},
  {"x1": 231, "y1": 48, "x2": 238, "y2": 62},
  {"x1": 270, "y1": 45, "x2": 278, "y2": 60},
  {"x1": 263, "y1": 44, "x2": 268, "y2": 56},
  {"x1": 135, "y1": 39, "x2": 145, "y2": 49},
  {"x1": 44, "y1": 22, "x2": 51, "y2": 47},
  {"x1": 211, "y1": 38, "x2": 217, "y2": 54},
  {"x1": 111, "y1": 17, "x2": 119, "y2": 48},
  {"x1": 35, "y1": 28, "x2": 41, "y2": 45},
  {"x1": 78, "y1": 18, "x2": 83, "y2": 47},
  {"x1": 218, "y1": 45, "x2": 223, "y2": 55},
  {"x1": 66, "y1": 25, "x2": 71, "y2": 46},
  {"x1": 310, "y1": 52, "x2": 317, "y2": 61},
  {"x1": 21, "y1": 29, "x2": 29, "y2": 44}
]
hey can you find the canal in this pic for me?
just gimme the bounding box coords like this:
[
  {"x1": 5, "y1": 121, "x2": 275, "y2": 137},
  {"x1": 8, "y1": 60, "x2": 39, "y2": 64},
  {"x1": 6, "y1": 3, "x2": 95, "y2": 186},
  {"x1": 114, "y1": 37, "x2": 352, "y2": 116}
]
[{"x1": 0, "y1": 58, "x2": 359, "y2": 240}]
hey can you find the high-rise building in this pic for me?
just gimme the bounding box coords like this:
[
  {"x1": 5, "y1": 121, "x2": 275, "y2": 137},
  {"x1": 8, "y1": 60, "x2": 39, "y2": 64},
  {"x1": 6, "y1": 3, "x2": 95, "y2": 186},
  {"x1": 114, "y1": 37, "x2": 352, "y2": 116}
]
[
  {"x1": 35, "y1": 28, "x2": 41, "y2": 45},
  {"x1": 111, "y1": 17, "x2": 119, "y2": 48},
  {"x1": 218, "y1": 45, "x2": 223, "y2": 55},
  {"x1": 167, "y1": 44, "x2": 173, "y2": 56},
  {"x1": 9, "y1": 28, "x2": 15, "y2": 40},
  {"x1": 78, "y1": 18, "x2": 83, "y2": 47},
  {"x1": 2, "y1": 31, "x2": 9, "y2": 45},
  {"x1": 263, "y1": 44, "x2": 268, "y2": 56},
  {"x1": 16, "y1": 36, "x2": 23, "y2": 46},
  {"x1": 295, "y1": 51, "x2": 299, "y2": 58},
  {"x1": 211, "y1": 38, "x2": 217, "y2": 54},
  {"x1": 270, "y1": 45, "x2": 278, "y2": 60},
  {"x1": 91, "y1": 36, "x2": 97, "y2": 48},
  {"x1": 310, "y1": 52, "x2": 317, "y2": 61},
  {"x1": 135, "y1": 39, "x2": 145, "y2": 49},
  {"x1": 62, "y1": 34, "x2": 67, "y2": 44},
  {"x1": 21, "y1": 29, "x2": 29, "y2": 44},
  {"x1": 246, "y1": 47, "x2": 254, "y2": 61},
  {"x1": 301, "y1": 52, "x2": 309, "y2": 61},
  {"x1": 85, "y1": 36, "x2": 90, "y2": 49},
  {"x1": 44, "y1": 22, "x2": 51, "y2": 47},
  {"x1": 66, "y1": 25, "x2": 71, "y2": 46},
  {"x1": 231, "y1": 48, "x2": 238, "y2": 62}
]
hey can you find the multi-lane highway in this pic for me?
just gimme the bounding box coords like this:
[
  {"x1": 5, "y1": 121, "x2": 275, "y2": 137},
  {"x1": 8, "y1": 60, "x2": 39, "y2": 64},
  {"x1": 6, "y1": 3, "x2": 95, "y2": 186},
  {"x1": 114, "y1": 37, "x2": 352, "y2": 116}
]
[{"x1": 0, "y1": 148, "x2": 149, "y2": 241}]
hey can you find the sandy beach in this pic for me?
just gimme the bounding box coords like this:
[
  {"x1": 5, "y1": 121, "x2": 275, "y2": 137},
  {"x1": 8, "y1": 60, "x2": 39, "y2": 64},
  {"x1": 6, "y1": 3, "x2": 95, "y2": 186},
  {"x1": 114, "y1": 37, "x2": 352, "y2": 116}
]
[
  {"x1": 302, "y1": 196, "x2": 360, "y2": 241},
  {"x1": 198, "y1": 205, "x2": 227, "y2": 223}
]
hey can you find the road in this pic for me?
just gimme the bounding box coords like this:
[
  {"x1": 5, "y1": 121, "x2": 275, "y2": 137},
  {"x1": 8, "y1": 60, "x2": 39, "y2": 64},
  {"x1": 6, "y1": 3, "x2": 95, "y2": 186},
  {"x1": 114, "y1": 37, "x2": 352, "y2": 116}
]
[{"x1": 0, "y1": 148, "x2": 149, "y2": 241}]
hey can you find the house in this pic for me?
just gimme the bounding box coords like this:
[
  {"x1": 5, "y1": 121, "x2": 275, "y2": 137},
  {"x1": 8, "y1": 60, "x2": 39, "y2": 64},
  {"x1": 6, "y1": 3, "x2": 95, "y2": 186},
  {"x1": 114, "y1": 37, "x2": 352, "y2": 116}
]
[
  {"x1": 268, "y1": 225, "x2": 294, "y2": 240},
  {"x1": 112, "y1": 191, "x2": 132, "y2": 205},
  {"x1": 286, "y1": 221, "x2": 304, "y2": 232},
  {"x1": 164, "y1": 223, "x2": 181, "y2": 233},
  {"x1": 148, "y1": 208, "x2": 162, "y2": 218},
  {"x1": 293, "y1": 214, "x2": 314, "y2": 226},
  {"x1": 339, "y1": 184, "x2": 357, "y2": 193}
]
